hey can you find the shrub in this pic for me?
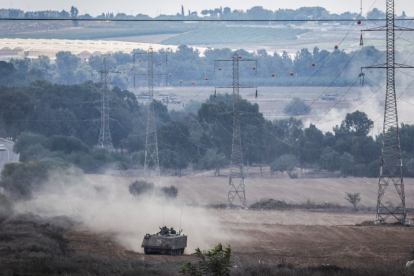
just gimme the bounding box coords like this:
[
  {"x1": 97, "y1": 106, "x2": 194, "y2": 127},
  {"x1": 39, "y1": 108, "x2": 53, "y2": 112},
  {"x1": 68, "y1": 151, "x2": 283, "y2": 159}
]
[
  {"x1": 283, "y1": 97, "x2": 310, "y2": 116},
  {"x1": 0, "y1": 194, "x2": 13, "y2": 222},
  {"x1": 129, "y1": 182, "x2": 178, "y2": 199},
  {"x1": 180, "y1": 243, "x2": 231, "y2": 276},
  {"x1": 0, "y1": 161, "x2": 73, "y2": 200},
  {"x1": 270, "y1": 154, "x2": 298, "y2": 177},
  {"x1": 129, "y1": 181, "x2": 154, "y2": 196},
  {"x1": 48, "y1": 135, "x2": 90, "y2": 154},
  {"x1": 161, "y1": 186, "x2": 178, "y2": 198}
]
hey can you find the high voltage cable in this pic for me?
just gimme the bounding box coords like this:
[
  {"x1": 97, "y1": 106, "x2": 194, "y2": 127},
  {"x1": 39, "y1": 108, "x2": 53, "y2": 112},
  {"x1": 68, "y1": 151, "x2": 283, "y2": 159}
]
[
  {"x1": 315, "y1": 34, "x2": 414, "y2": 124},
  {"x1": 308, "y1": 17, "x2": 414, "y2": 125},
  {"x1": 0, "y1": 18, "x2": 412, "y2": 22},
  {"x1": 276, "y1": 19, "x2": 361, "y2": 101},
  {"x1": 298, "y1": 46, "x2": 362, "y2": 115}
]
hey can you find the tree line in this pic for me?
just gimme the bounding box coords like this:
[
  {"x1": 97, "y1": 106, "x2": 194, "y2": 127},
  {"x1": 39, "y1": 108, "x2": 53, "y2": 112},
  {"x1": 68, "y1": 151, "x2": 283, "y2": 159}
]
[
  {"x1": 3, "y1": 45, "x2": 412, "y2": 89},
  {"x1": 1, "y1": 6, "x2": 409, "y2": 25},
  {"x1": 2, "y1": 80, "x2": 414, "y2": 178}
]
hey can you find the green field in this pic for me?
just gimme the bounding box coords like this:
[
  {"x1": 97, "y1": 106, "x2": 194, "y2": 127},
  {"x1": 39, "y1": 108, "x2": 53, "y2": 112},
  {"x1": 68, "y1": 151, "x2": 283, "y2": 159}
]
[{"x1": 161, "y1": 26, "x2": 309, "y2": 45}]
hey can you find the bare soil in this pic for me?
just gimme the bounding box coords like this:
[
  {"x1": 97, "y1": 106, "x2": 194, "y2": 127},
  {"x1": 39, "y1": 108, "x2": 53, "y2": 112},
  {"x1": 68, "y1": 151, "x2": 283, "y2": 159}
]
[
  {"x1": 63, "y1": 209, "x2": 414, "y2": 270},
  {"x1": 63, "y1": 174, "x2": 414, "y2": 270}
]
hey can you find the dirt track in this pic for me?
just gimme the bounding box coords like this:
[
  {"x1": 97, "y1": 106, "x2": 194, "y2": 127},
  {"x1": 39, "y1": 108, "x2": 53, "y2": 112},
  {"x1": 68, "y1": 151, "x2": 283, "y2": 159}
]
[
  {"x1": 60, "y1": 174, "x2": 414, "y2": 270},
  {"x1": 64, "y1": 208, "x2": 414, "y2": 269}
]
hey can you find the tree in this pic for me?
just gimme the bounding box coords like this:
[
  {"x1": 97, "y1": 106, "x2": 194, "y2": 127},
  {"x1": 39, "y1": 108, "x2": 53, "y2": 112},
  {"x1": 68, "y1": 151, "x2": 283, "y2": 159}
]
[
  {"x1": 270, "y1": 154, "x2": 299, "y2": 178},
  {"x1": 70, "y1": 6, "x2": 79, "y2": 27},
  {"x1": 0, "y1": 161, "x2": 75, "y2": 199},
  {"x1": 159, "y1": 149, "x2": 188, "y2": 177},
  {"x1": 13, "y1": 132, "x2": 48, "y2": 154},
  {"x1": 55, "y1": 51, "x2": 80, "y2": 84},
  {"x1": 344, "y1": 192, "x2": 361, "y2": 211},
  {"x1": 180, "y1": 243, "x2": 231, "y2": 276},
  {"x1": 70, "y1": 6, "x2": 79, "y2": 18},
  {"x1": 367, "y1": 8, "x2": 385, "y2": 19},
  {"x1": 340, "y1": 152, "x2": 355, "y2": 177},
  {"x1": 335, "y1": 111, "x2": 373, "y2": 137},
  {"x1": 197, "y1": 149, "x2": 228, "y2": 176},
  {"x1": 319, "y1": 147, "x2": 341, "y2": 173},
  {"x1": 48, "y1": 135, "x2": 90, "y2": 154},
  {"x1": 0, "y1": 61, "x2": 15, "y2": 86},
  {"x1": 161, "y1": 186, "x2": 178, "y2": 198},
  {"x1": 129, "y1": 181, "x2": 154, "y2": 196},
  {"x1": 283, "y1": 97, "x2": 310, "y2": 116}
]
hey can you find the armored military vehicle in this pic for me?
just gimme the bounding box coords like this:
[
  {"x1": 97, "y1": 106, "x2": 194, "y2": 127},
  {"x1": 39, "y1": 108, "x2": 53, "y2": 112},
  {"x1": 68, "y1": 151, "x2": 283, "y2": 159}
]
[{"x1": 141, "y1": 226, "x2": 187, "y2": 255}]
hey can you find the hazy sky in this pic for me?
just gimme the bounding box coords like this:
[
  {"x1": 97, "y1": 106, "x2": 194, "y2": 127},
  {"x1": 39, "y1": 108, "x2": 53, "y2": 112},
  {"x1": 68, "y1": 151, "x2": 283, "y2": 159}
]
[{"x1": 5, "y1": 0, "x2": 414, "y2": 17}]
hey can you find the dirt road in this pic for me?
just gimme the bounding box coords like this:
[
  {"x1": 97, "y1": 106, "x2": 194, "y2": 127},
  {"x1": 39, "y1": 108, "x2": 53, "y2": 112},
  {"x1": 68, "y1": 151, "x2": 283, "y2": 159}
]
[{"x1": 64, "y1": 209, "x2": 414, "y2": 269}]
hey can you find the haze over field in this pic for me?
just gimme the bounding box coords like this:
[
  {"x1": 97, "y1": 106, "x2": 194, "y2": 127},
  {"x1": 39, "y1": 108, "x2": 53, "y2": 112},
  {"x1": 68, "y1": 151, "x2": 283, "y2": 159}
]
[{"x1": 1, "y1": 1, "x2": 414, "y2": 275}]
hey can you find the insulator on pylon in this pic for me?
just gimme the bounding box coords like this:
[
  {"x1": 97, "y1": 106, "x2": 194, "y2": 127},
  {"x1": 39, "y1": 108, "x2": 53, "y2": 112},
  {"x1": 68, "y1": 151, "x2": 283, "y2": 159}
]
[
  {"x1": 214, "y1": 88, "x2": 217, "y2": 98},
  {"x1": 359, "y1": 72, "x2": 365, "y2": 87},
  {"x1": 255, "y1": 89, "x2": 258, "y2": 99},
  {"x1": 360, "y1": 33, "x2": 364, "y2": 47},
  {"x1": 134, "y1": 75, "x2": 136, "y2": 87}
]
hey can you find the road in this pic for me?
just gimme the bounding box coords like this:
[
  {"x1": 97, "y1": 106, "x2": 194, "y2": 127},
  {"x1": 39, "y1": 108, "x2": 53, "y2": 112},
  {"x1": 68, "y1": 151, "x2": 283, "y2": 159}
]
[{"x1": 0, "y1": 139, "x2": 19, "y2": 173}]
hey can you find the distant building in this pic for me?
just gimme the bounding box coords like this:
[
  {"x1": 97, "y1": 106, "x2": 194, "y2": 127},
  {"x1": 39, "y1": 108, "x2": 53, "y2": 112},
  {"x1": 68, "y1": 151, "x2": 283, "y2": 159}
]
[
  {"x1": 0, "y1": 9, "x2": 24, "y2": 18},
  {"x1": 25, "y1": 10, "x2": 59, "y2": 19}
]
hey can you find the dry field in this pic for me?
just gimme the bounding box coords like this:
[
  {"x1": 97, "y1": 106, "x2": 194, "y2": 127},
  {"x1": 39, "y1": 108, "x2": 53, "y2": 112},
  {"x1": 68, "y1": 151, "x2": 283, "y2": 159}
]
[
  {"x1": 56, "y1": 173, "x2": 414, "y2": 271},
  {"x1": 64, "y1": 209, "x2": 414, "y2": 270},
  {"x1": 86, "y1": 172, "x2": 414, "y2": 207}
]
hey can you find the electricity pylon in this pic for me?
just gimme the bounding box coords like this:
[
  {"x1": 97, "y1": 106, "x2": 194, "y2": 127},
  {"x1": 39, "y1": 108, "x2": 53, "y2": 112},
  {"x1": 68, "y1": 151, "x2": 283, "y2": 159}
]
[
  {"x1": 97, "y1": 58, "x2": 113, "y2": 149},
  {"x1": 361, "y1": 0, "x2": 414, "y2": 224},
  {"x1": 133, "y1": 47, "x2": 169, "y2": 178},
  {"x1": 144, "y1": 47, "x2": 160, "y2": 178},
  {"x1": 214, "y1": 52, "x2": 257, "y2": 208}
]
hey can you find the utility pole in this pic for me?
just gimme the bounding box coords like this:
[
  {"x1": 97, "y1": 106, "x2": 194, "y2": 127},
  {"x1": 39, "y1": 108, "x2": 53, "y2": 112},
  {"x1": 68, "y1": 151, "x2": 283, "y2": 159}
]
[
  {"x1": 133, "y1": 47, "x2": 169, "y2": 178},
  {"x1": 361, "y1": 0, "x2": 414, "y2": 224},
  {"x1": 97, "y1": 58, "x2": 113, "y2": 149},
  {"x1": 215, "y1": 52, "x2": 257, "y2": 208}
]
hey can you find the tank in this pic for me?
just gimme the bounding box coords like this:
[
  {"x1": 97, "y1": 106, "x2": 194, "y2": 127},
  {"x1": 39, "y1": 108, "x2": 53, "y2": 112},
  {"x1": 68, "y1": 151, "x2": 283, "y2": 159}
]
[{"x1": 141, "y1": 226, "x2": 187, "y2": 255}]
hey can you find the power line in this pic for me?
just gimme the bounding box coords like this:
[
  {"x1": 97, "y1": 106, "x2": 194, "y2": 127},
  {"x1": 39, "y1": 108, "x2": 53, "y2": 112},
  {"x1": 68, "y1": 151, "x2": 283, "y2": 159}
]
[{"x1": 0, "y1": 18, "x2": 413, "y2": 22}]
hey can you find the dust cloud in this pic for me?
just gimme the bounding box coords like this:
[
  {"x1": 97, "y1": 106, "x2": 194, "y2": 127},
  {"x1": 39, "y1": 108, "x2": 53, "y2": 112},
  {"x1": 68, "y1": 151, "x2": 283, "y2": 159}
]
[
  {"x1": 311, "y1": 75, "x2": 414, "y2": 135},
  {"x1": 14, "y1": 168, "x2": 232, "y2": 253}
]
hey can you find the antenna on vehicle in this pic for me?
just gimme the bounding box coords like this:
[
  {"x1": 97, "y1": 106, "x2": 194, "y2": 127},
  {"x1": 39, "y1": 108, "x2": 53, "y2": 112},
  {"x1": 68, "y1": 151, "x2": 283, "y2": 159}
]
[
  {"x1": 162, "y1": 200, "x2": 165, "y2": 226},
  {"x1": 179, "y1": 202, "x2": 183, "y2": 234}
]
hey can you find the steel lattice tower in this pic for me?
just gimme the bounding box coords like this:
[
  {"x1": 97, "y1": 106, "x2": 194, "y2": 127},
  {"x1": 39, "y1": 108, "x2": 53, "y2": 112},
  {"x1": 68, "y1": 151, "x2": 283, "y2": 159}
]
[
  {"x1": 228, "y1": 52, "x2": 246, "y2": 208},
  {"x1": 214, "y1": 52, "x2": 257, "y2": 208},
  {"x1": 362, "y1": 0, "x2": 414, "y2": 223},
  {"x1": 144, "y1": 47, "x2": 161, "y2": 178},
  {"x1": 97, "y1": 58, "x2": 113, "y2": 149}
]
